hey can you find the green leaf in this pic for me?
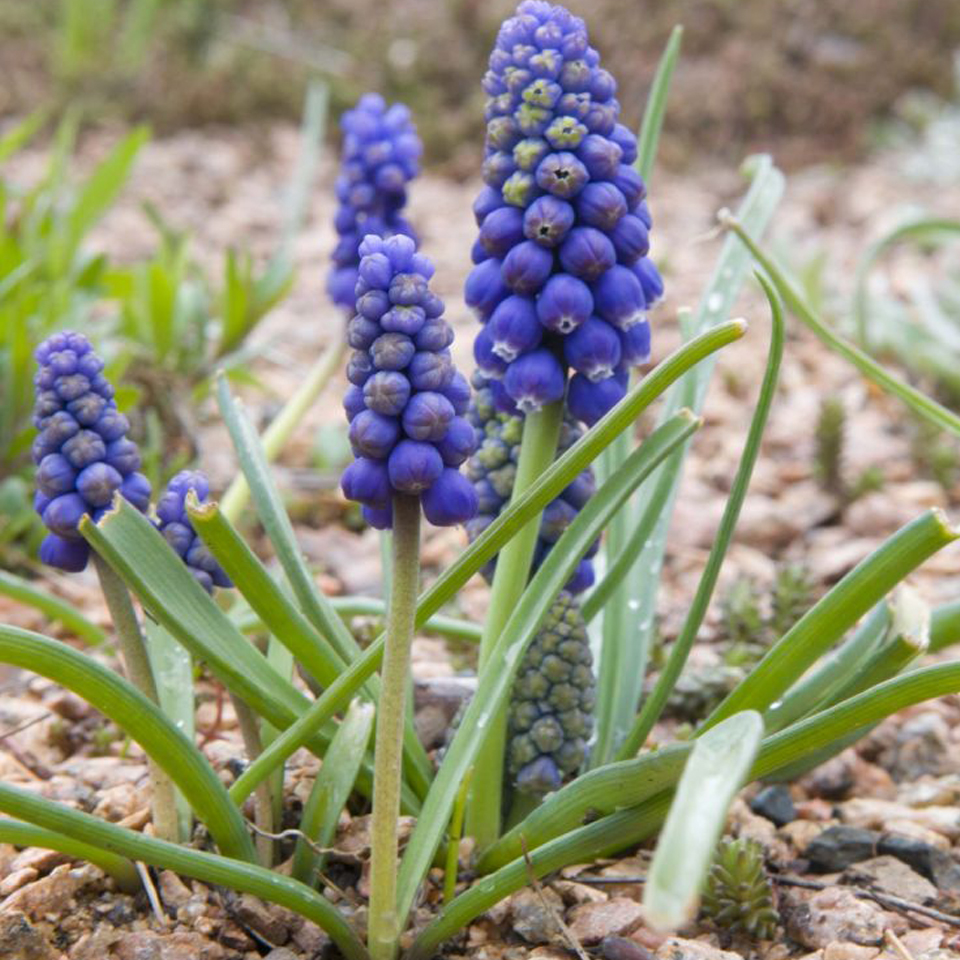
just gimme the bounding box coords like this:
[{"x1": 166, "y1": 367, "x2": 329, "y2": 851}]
[
  {"x1": 591, "y1": 156, "x2": 785, "y2": 767},
  {"x1": 853, "y1": 217, "x2": 960, "y2": 346},
  {"x1": 702, "y1": 509, "x2": 958, "y2": 729},
  {"x1": 396, "y1": 411, "x2": 701, "y2": 931},
  {"x1": 0, "y1": 570, "x2": 107, "y2": 646},
  {"x1": 0, "y1": 782, "x2": 370, "y2": 960},
  {"x1": 725, "y1": 215, "x2": 960, "y2": 438},
  {"x1": 293, "y1": 699, "x2": 375, "y2": 886},
  {"x1": 0, "y1": 110, "x2": 48, "y2": 164},
  {"x1": 187, "y1": 495, "x2": 352, "y2": 690},
  {"x1": 57, "y1": 126, "x2": 148, "y2": 269},
  {"x1": 635, "y1": 25, "x2": 683, "y2": 184},
  {"x1": 643, "y1": 711, "x2": 764, "y2": 931},
  {"x1": 0, "y1": 818, "x2": 138, "y2": 891},
  {"x1": 0, "y1": 625, "x2": 254, "y2": 862}
]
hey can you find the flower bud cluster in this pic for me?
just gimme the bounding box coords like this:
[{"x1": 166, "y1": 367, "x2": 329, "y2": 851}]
[
  {"x1": 465, "y1": 373, "x2": 597, "y2": 593},
  {"x1": 32, "y1": 332, "x2": 151, "y2": 572},
  {"x1": 341, "y1": 234, "x2": 479, "y2": 528},
  {"x1": 327, "y1": 94, "x2": 423, "y2": 313},
  {"x1": 155, "y1": 471, "x2": 232, "y2": 593},
  {"x1": 466, "y1": 0, "x2": 663, "y2": 426},
  {"x1": 508, "y1": 590, "x2": 595, "y2": 795}
]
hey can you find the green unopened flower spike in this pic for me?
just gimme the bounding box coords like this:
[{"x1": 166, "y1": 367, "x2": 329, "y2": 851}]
[{"x1": 507, "y1": 590, "x2": 595, "y2": 795}]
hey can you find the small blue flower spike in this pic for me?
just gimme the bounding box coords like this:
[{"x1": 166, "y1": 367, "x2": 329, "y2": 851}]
[
  {"x1": 155, "y1": 470, "x2": 232, "y2": 593},
  {"x1": 466, "y1": 0, "x2": 664, "y2": 426},
  {"x1": 340, "y1": 234, "x2": 479, "y2": 528},
  {"x1": 32, "y1": 331, "x2": 152, "y2": 572},
  {"x1": 327, "y1": 94, "x2": 423, "y2": 314}
]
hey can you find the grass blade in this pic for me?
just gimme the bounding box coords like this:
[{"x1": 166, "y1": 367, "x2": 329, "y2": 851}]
[
  {"x1": 0, "y1": 783, "x2": 370, "y2": 960},
  {"x1": 0, "y1": 625, "x2": 254, "y2": 862},
  {"x1": 643, "y1": 711, "x2": 763, "y2": 931}
]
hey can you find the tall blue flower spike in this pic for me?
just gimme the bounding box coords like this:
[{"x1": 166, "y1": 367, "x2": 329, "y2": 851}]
[
  {"x1": 341, "y1": 234, "x2": 479, "y2": 529},
  {"x1": 155, "y1": 470, "x2": 232, "y2": 593},
  {"x1": 327, "y1": 94, "x2": 423, "y2": 314},
  {"x1": 466, "y1": 0, "x2": 663, "y2": 426},
  {"x1": 32, "y1": 331, "x2": 152, "y2": 572}
]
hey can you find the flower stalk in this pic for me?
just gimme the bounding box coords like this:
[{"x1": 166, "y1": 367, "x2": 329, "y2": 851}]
[
  {"x1": 466, "y1": 398, "x2": 563, "y2": 848},
  {"x1": 92, "y1": 552, "x2": 180, "y2": 844},
  {"x1": 368, "y1": 492, "x2": 421, "y2": 960}
]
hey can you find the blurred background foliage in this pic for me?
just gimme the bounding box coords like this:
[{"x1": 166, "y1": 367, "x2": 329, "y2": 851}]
[{"x1": 1, "y1": 0, "x2": 959, "y2": 172}]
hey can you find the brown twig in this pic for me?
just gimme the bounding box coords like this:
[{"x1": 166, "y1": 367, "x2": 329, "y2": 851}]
[
  {"x1": 521, "y1": 836, "x2": 590, "y2": 960},
  {"x1": 885, "y1": 929, "x2": 917, "y2": 960}
]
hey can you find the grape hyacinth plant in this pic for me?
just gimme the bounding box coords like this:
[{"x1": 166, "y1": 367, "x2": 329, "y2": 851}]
[
  {"x1": 327, "y1": 94, "x2": 423, "y2": 314},
  {"x1": 3, "y1": 5, "x2": 960, "y2": 960}
]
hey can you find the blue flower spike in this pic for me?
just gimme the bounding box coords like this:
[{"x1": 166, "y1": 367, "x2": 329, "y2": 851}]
[
  {"x1": 32, "y1": 331, "x2": 152, "y2": 573},
  {"x1": 327, "y1": 94, "x2": 423, "y2": 313},
  {"x1": 467, "y1": 0, "x2": 664, "y2": 426},
  {"x1": 155, "y1": 471, "x2": 232, "y2": 594},
  {"x1": 341, "y1": 234, "x2": 479, "y2": 529}
]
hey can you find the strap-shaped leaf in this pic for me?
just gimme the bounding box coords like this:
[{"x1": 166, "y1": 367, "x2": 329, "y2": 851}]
[
  {"x1": 0, "y1": 625, "x2": 254, "y2": 862},
  {"x1": 643, "y1": 711, "x2": 764, "y2": 931}
]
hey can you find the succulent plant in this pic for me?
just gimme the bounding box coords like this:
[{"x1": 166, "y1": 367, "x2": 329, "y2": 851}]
[
  {"x1": 340, "y1": 233, "x2": 478, "y2": 528},
  {"x1": 155, "y1": 470, "x2": 232, "y2": 593},
  {"x1": 507, "y1": 590, "x2": 595, "y2": 795},
  {"x1": 32, "y1": 331, "x2": 152, "y2": 572},
  {"x1": 464, "y1": 372, "x2": 597, "y2": 593},
  {"x1": 465, "y1": 0, "x2": 663, "y2": 426},
  {"x1": 327, "y1": 93, "x2": 423, "y2": 314},
  {"x1": 701, "y1": 836, "x2": 779, "y2": 940}
]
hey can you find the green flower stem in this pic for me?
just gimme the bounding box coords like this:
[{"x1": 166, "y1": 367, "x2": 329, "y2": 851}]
[
  {"x1": 722, "y1": 212, "x2": 960, "y2": 438},
  {"x1": 0, "y1": 571, "x2": 106, "y2": 646},
  {"x1": 703, "y1": 509, "x2": 957, "y2": 730},
  {"x1": 0, "y1": 818, "x2": 140, "y2": 891},
  {"x1": 466, "y1": 400, "x2": 564, "y2": 850},
  {"x1": 368, "y1": 493, "x2": 421, "y2": 960},
  {"x1": 230, "y1": 691, "x2": 275, "y2": 866},
  {"x1": 0, "y1": 782, "x2": 370, "y2": 960},
  {"x1": 443, "y1": 768, "x2": 472, "y2": 905},
  {"x1": 616, "y1": 277, "x2": 784, "y2": 760},
  {"x1": 227, "y1": 324, "x2": 745, "y2": 806},
  {"x1": 92, "y1": 552, "x2": 179, "y2": 845},
  {"x1": 219, "y1": 330, "x2": 346, "y2": 524}
]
